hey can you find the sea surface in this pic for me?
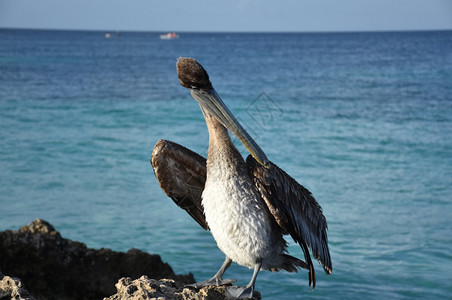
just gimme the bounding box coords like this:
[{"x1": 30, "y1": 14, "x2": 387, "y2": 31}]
[{"x1": 1, "y1": 29, "x2": 451, "y2": 299}]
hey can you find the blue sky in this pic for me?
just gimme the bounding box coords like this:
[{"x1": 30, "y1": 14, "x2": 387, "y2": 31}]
[{"x1": 1, "y1": 0, "x2": 451, "y2": 32}]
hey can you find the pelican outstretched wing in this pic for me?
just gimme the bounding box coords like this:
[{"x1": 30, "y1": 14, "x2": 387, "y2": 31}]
[
  {"x1": 246, "y1": 155, "x2": 332, "y2": 288},
  {"x1": 151, "y1": 139, "x2": 208, "y2": 230}
]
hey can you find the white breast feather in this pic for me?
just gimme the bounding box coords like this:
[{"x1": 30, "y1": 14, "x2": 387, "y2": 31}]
[{"x1": 202, "y1": 169, "x2": 276, "y2": 268}]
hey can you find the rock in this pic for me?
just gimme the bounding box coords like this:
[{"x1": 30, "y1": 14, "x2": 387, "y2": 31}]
[
  {"x1": 0, "y1": 271, "x2": 35, "y2": 300},
  {"x1": 0, "y1": 219, "x2": 194, "y2": 300},
  {"x1": 104, "y1": 276, "x2": 261, "y2": 300}
]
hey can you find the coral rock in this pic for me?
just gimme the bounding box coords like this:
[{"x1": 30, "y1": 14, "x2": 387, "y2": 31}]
[
  {"x1": 104, "y1": 276, "x2": 246, "y2": 300},
  {"x1": 0, "y1": 272, "x2": 35, "y2": 300}
]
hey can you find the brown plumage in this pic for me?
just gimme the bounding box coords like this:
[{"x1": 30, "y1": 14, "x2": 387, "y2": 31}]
[
  {"x1": 151, "y1": 139, "x2": 208, "y2": 230},
  {"x1": 177, "y1": 57, "x2": 213, "y2": 90}
]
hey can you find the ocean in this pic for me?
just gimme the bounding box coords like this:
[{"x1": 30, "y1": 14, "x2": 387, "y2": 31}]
[{"x1": 0, "y1": 29, "x2": 451, "y2": 299}]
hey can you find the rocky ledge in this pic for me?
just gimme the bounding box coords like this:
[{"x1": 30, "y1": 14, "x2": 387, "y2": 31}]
[{"x1": 0, "y1": 219, "x2": 197, "y2": 299}]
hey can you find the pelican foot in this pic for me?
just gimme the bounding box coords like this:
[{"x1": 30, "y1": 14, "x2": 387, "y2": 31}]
[
  {"x1": 225, "y1": 286, "x2": 258, "y2": 299},
  {"x1": 186, "y1": 278, "x2": 236, "y2": 288}
]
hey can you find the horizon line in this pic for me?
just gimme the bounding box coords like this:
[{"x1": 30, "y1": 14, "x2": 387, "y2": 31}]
[{"x1": 1, "y1": 26, "x2": 452, "y2": 35}]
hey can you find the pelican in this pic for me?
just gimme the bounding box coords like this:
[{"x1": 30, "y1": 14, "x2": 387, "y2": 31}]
[{"x1": 151, "y1": 58, "x2": 332, "y2": 298}]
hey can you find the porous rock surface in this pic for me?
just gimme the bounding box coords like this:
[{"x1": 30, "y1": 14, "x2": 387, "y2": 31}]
[
  {"x1": 0, "y1": 271, "x2": 35, "y2": 300},
  {"x1": 104, "y1": 276, "x2": 234, "y2": 300}
]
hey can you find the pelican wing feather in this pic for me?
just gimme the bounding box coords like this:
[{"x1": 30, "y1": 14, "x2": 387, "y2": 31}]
[
  {"x1": 246, "y1": 155, "x2": 332, "y2": 287},
  {"x1": 151, "y1": 139, "x2": 208, "y2": 230}
]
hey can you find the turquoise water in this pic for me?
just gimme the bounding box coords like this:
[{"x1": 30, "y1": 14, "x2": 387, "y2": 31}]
[{"x1": 1, "y1": 29, "x2": 451, "y2": 299}]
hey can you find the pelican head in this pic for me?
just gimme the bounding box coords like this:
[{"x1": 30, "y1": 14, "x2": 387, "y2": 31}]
[{"x1": 176, "y1": 57, "x2": 269, "y2": 168}]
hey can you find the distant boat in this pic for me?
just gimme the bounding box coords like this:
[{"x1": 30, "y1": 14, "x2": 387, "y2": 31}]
[
  {"x1": 105, "y1": 31, "x2": 120, "y2": 39},
  {"x1": 160, "y1": 32, "x2": 179, "y2": 40}
]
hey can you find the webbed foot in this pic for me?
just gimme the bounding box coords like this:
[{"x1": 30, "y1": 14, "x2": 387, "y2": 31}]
[
  {"x1": 186, "y1": 277, "x2": 236, "y2": 288},
  {"x1": 187, "y1": 256, "x2": 236, "y2": 288},
  {"x1": 225, "y1": 285, "x2": 258, "y2": 299}
]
